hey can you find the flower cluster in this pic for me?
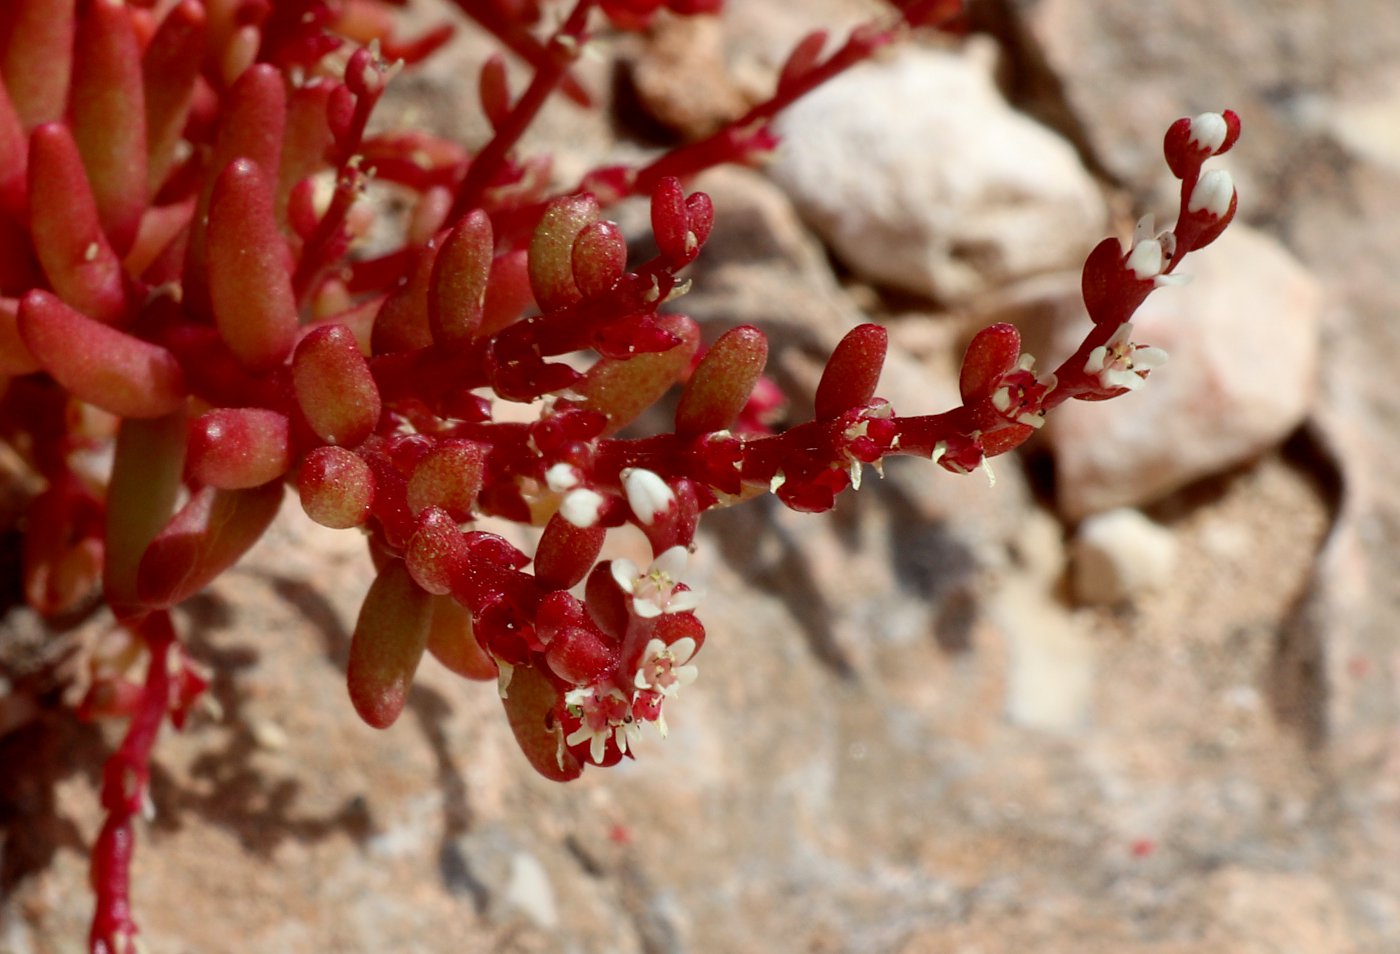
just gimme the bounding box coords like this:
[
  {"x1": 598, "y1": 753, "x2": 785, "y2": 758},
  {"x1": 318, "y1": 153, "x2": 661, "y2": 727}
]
[{"x1": 0, "y1": 0, "x2": 1238, "y2": 949}]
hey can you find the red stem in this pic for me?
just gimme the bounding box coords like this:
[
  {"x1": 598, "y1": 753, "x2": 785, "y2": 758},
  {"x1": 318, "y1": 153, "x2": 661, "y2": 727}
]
[
  {"x1": 630, "y1": 21, "x2": 901, "y2": 195},
  {"x1": 447, "y1": 0, "x2": 596, "y2": 225},
  {"x1": 443, "y1": 0, "x2": 592, "y2": 107},
  {"x1": 89, "y1": 612, "x2": 176, "y2": 954},
  {"x1": 293, "y1": 75, "x2": 387, "y2": 303}
]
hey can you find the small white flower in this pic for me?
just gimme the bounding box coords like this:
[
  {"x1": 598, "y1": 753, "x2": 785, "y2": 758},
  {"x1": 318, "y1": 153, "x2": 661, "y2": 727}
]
[
  {"x1": 545, "y1": 463, "x2": 581, "y2": 492},
  {"x1": 1126, "y1": 238, "x2": 1164, "y2": 280},
  {"x1": 1084, "y1": 323, "x2": 1169, "y2": 391},
  {"x1": 1125, "y1": 217, "x2": 1186, "y2": 288},
  {"x1": 1188, "y1": 112, "x2": 1228, "y2": 153},
  {"x1": 610, "y1": 546, "x2": 701, "y2": 618},
  {"x1": 559, "y1": 488, "x2": 605, "y2": 528},
  {"x1": 633, "y1": 637, "x2": 699, "y2": 699},
  {"x1": 621, "y1": 468, "x2": 675, "y2": 525},
  {"x1": 1188, "y1": 169, "x2": 1234, "y2": 219},
  {"x1": 564, "y1": 686, "x2": 633, "y2": 764}
]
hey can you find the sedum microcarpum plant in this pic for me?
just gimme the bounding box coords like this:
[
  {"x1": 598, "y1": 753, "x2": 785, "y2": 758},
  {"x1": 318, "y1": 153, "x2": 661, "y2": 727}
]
[{"x1": 0, "y1": 0, "x2": 1240, "y2": 949}]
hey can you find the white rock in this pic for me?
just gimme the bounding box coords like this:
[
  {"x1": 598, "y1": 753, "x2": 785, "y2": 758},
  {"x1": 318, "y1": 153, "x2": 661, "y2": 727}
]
[
  {"x1": 767, "y1": 42, "x2": 1106, "y2": 302},
  {"x1": 993, "y1": 579, "x2": 1096, "y2": 732},
  {"x1": 504, "y1": 851, "x2": 559, "y2": 930},
  {"x1": 1044, "y1": 224, "x2": 1323, "y2": 519},
  {"x1": 1071, "y1": 508, "x2": 1179, "y2": 605}
]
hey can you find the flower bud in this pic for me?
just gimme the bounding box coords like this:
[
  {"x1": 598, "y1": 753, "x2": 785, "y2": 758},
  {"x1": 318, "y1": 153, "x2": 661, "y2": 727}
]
[
  {"x1": 622, "y1": 468, "x2": 675, "y2": 525},
  {"x1": 1188, "y1": 169, "x2": 1235, "y2": 219},
  {"x1": 1188, "y1": 112, "x2": 1228, "y2": 153},
  {"x1": 1125, "y1": 238, "x2": 1164, "y2": 280}
]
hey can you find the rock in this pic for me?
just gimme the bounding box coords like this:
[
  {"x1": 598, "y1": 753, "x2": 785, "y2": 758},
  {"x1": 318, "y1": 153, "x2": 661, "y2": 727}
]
[
  {"x1": 766, "y1": 41, "x2": 1107, "y2": 303},
  {"x1": 1070, "y1": 508, "x2": 1179, "y2": 606},
  {"x1": 1200, "y1": 868, "x2": 1359, "y2": 954},
  {"x1": 1041, "y1": 224, "x2": 1323, "y2": 519},
  {"x1": 1004, "y1": 0, "x2": 1400, "y2": 202},
  {"x1": 630, "y1": 15, "x2": 749, "y2": 138},
  {"x1": 993, "y1": 578, "x2": 1097, "y2": 732}
]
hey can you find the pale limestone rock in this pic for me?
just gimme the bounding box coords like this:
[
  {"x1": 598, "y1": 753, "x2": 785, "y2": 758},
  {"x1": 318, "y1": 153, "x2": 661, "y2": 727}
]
[
  {"x1": 767, "y1": 42, "x2": 1106, "y2": 302},
  {"x1": 1044, "y1": 224, "x2": 1322, "y2": 519},
  {"x1": 1070, "y1": 508, "x2": 1179, "y2": 606}
]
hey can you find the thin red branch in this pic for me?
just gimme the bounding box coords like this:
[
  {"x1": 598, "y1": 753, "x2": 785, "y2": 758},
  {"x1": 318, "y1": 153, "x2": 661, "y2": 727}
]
[
  {"x1": 447, "y1": 0, "x2": 597, "y2": 225},
  {"x1": 89, "y1": 612, "x2": 177, "y2": 954}
]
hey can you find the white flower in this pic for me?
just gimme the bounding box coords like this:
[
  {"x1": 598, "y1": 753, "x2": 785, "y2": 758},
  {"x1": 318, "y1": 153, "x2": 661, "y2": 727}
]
[
  {"x1": 610, "y1": 546, "x2": 701, "y2": 618},
  {"x1": 1188, "y1": 169, "x2": 1234, "y2": 219},
  {"x1": 621, "y1": 468, "x2": 675, "y2": 525},
  {"x1": 633, "y1": 637, "x2": 699, "y2": 699},
  {"x1": 559, "y1": 488, "x2": 605, "y2": 528},
  {"x1": 564, "y1": 686, "x2": 633, "y2": 763},
  {"x1": 1188, "y1": 112, "x2": 1228, "y2": 152},
  {"x1": 1084, "y1": 323, "x2": 1168, "y2": 391},
  {"x1": 1126, "y1": 238, "x2": 1164, "y2": 281},
  {"x1": 1126, "y1": 216, "x2": 1188, "y2": 288}
]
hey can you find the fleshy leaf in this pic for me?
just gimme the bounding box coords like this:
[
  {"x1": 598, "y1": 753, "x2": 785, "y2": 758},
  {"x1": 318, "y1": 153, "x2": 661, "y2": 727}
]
[
  {"x1": 815, "y1": 323, "x2": 887, "y2": 418},
  {"x1": 348, "y1": 561, "x2": 432, "y2": 729},
  {"x1": 136, "y1": 481, "x2": 284, "y2": 608},
  {"x1": 675, "y1": 324, "x2": 768, "y2": 439},
  {"x1": 502, "y1": 664, "x2": 581, "y2": 782}
]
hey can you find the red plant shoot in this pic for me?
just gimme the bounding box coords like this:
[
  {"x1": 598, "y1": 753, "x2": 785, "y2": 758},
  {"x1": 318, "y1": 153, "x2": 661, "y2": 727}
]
[{"x1": 0, "y1": 0, "x2": 1240, "y2": 950}]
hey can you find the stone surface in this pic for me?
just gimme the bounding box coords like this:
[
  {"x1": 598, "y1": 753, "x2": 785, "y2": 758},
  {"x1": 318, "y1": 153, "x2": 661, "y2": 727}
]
[
  {"x1": 767, "y1": 42, "x2": 1107, "y2": 303},
  {"x1": 1071, "y1": 508, "x2": 1179, "y2": 606},
  {"x1": 1041, "y1": 224, "x2": 1323, "y2": 519}
]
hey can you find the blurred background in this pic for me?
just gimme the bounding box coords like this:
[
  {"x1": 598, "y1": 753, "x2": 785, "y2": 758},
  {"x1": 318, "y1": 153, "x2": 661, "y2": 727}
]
[{"x1": 3, "y1": 0, "x2": 1398, "y2": 951}]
